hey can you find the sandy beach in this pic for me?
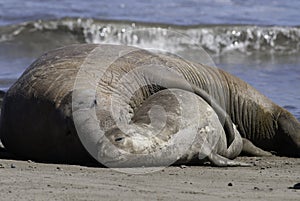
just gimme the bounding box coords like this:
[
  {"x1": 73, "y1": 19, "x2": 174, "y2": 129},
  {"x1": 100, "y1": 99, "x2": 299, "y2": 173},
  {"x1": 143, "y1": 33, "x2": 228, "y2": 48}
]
[{"x1": 0, "y1": 155, "x2": 299, "y2": 201}]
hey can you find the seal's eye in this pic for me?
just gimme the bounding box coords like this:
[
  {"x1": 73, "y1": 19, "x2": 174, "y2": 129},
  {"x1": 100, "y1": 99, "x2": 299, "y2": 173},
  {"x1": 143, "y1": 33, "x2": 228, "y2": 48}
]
[{"x1": 115, "y1": 137, "x2": 124, "y2": 142}]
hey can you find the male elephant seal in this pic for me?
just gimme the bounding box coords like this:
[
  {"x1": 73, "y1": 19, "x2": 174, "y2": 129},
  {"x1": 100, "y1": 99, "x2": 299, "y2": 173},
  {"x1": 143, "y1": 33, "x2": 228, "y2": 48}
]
[
  {"x1": 99, "y1": 89, "x2": 249, "y2": 167},
  {"x1": 0, "y1": 44, "x2": 299, "y2": 165}
]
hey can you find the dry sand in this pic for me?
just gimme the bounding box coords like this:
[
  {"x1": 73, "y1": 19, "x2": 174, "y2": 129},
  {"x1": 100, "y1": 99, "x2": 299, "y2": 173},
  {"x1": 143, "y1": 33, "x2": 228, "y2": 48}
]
[{"x1": 0, "y1": 155, "x2": 299, "y2": 201}]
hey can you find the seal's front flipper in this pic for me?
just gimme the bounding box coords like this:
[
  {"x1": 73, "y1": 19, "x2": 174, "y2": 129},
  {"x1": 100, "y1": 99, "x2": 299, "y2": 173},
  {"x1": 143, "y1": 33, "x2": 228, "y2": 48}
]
[
  {"x1": 206, "y1": 153, "x2": 251, "y2": 167},
  {"x1": 242, "y1": 138, "x2": 273, "y2": 156}
]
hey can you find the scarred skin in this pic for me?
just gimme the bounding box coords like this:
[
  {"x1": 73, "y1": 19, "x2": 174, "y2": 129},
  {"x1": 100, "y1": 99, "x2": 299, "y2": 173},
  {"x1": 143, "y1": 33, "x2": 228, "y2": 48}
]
[{"x1": 0, "y1": 44, "x2": 299, "y2": 165}]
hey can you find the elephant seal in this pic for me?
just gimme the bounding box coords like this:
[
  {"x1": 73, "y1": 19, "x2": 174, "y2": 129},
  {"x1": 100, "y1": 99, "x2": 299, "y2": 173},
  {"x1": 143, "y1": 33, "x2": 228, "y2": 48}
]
[
  {"x1": 0, "y1": 44, "x2": 299, "y2": 165},
  {"x1": 0, "y1": 44, "x2": 234, "y2": 164},
  {"x1": 99, "y1": 89, "x2": 249, "y2": 167}
]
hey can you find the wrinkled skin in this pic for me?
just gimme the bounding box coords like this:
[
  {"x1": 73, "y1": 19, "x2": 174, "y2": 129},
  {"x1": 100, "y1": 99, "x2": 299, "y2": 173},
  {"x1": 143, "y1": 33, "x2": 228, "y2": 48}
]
[
  {"x1": 0, "y1": 44, "x2": 299, "y2": 165},
  {"x1": 99, "y1": 89, "x2": 248, "y2": 167}
]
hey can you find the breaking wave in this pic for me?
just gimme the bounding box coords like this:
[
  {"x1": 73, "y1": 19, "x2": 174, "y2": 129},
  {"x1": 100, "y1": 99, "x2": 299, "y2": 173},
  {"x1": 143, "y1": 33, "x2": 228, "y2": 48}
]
[{"x1": 1, "y1": 17, "x2": 300, "y2": 56}]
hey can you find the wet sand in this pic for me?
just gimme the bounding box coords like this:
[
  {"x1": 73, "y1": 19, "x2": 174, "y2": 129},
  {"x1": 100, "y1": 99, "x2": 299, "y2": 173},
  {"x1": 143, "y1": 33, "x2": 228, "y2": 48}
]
[{"x1": 0, "y1": 155, "x2": 299, "y2": 201}]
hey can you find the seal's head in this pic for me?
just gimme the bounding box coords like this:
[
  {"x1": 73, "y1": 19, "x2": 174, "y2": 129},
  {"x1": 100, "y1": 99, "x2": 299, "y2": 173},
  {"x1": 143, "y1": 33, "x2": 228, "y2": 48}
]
[
  {"x1": 96, "y1": 125, "x2": 169, "y2": 167},
  {"x1": 104, "y1": 125, "x2": 158, "y2": 154},
  {"x1": 275, "y1": 109, "x2": 300, "y2": 157}
]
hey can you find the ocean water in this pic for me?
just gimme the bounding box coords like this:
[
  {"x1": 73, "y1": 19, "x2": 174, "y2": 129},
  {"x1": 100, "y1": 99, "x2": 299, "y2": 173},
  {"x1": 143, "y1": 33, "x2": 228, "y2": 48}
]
[{"x1": 0, "y1": 0, "x2": 299, "y2": 119}]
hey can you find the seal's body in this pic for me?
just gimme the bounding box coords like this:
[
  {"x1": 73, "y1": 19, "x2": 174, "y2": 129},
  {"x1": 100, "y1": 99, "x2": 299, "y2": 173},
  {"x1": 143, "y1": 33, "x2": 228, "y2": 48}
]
[{"x1": 0, "y1": 44, "x2": 299, "y2": 166}]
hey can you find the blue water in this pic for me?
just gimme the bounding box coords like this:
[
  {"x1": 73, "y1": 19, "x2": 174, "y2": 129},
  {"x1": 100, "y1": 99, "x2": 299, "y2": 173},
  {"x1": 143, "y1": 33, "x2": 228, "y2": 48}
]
[
  {"x1": 0, "y1": 0, "x2": 299, "y2": 119},
  {"x1": 1, "y1": 0, "x2": 300, "y2": 26}
]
